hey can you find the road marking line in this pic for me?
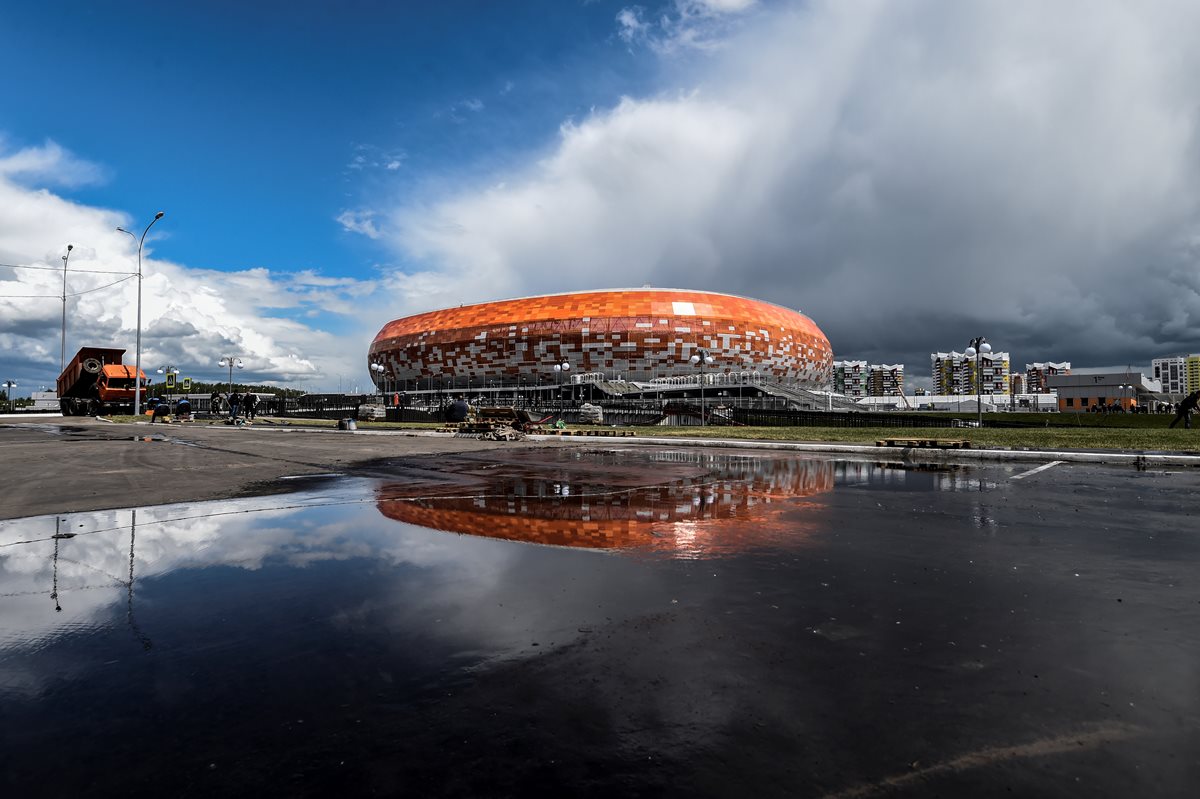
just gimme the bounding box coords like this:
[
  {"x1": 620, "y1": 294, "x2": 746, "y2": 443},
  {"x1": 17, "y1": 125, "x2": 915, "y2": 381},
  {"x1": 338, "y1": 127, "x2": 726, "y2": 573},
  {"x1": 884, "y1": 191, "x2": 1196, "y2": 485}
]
[{"x1": 1010, "y1": 460, "x2": 1065, "y2": 480}]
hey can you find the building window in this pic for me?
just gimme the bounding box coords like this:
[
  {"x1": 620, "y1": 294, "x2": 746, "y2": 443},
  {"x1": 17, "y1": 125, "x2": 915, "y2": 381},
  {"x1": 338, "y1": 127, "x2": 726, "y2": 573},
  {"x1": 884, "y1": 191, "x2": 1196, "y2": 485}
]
[{"x1": 1065, "y1": 397, "x2": 1074, "y2": 407}]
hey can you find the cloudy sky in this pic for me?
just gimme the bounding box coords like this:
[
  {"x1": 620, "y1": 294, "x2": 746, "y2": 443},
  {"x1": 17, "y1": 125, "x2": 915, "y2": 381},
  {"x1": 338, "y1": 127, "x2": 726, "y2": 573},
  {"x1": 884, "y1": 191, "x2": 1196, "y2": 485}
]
[{"x1": 3, "y1": 0, "x2": 1199, "y2": 392}]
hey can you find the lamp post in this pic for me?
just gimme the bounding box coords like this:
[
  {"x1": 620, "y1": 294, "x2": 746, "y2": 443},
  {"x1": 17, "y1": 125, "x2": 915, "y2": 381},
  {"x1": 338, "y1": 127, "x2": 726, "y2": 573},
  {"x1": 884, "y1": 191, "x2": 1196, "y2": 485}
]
[
  {"x1": 370, "y1": 361, "x2": 386, "y2": 395},
  {"x1": 117, "y1": 211, "x2": 165, "y2": 418},
  {"x1": 689, "y1": 349, "x2": 716, "y2": 425},
  {"x1": 156, "y1": 365, "x2": 180, "y2": 397},
  {"x1": 60, "y1": 244, "x2": 73, "y2": 371},
  {"x1": 218, "y1": 356, "x2": 243, "y2": 396},
  {"x1": 2, "y1": 380, "x2": 15, "y2": 413},
  {"x1": 553, "y1": 359, "x2": 570, "y2": 408},
  {"x1": 1120, "y1": 383, "x2": 1132, "y2": 412},
  {"x1": 963, "y1": 336, "x2": 992, "y2": 427}
]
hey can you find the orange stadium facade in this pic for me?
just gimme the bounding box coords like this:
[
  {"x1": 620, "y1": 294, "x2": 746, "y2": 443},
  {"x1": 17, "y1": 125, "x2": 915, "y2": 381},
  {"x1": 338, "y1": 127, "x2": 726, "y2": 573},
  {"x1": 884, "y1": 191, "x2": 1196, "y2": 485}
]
[{"x1": 367, "y1": 288, "x2": 833, "y2": 388}]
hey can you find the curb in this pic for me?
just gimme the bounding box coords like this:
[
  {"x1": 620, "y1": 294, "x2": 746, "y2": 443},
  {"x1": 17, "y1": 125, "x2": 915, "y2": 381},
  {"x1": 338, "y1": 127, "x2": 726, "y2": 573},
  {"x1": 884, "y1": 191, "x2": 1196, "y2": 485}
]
[{"x1": 556, "y1": 435, "x2": 1200, "y2": 467}]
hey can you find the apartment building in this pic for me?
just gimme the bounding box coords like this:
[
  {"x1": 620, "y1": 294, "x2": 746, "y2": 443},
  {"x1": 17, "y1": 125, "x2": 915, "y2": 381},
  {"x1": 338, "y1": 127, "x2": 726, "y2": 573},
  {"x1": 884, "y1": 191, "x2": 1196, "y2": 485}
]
[
  {"x1": 930, "y1": 351, "x2": 1011, "y2": 396},
  {"x1": 868, "y1": 364, "x2": 905, "y2": 396},
  {"x1": 1025, "y1": 361, "x2": 1071, "y2": 393},
  {"x1": 1151, "y1": 355, "x2": 1199, "y2": 396},
  {"x1": 832, "y1": 360, "x2": 869, "y2": 398}
]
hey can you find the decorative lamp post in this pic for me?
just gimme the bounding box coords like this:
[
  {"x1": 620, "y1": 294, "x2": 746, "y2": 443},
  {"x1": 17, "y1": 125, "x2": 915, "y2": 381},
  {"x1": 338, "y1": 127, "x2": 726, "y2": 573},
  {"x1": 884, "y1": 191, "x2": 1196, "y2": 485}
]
[
  {"x1": 553, "y1": 359, "x2": 570, "y2": 384},
  {"x1": 1120, "y1": 383, "x2": 1132, "y2": 412},
  {"x1": 370, "y1": 361, "x2": 386, "y2": 395},
  {"x1": 117, "y1": 211, "x2": 165, "y2": 418},
  {"x1": 963, "y1": 337, "x2": 992, "y2": 427},
  {"x1": 218, "y1": 356, "x2": 244, "y2": 396},
  {"x1": 60, "y1": 244, "x2": 73, "y2": 371},
  {"x1": 2, "y1": 380, "x2": 16, "y2": 413},
  {"x1": 156, "y1": 365, "x2": 180, "y2": 395},
  {"x1": 689, "y1": 349, "x2": 716, "y2": 425},
  {"x1": 553, "y1": 359, "x2": 571, "y2": 407}
]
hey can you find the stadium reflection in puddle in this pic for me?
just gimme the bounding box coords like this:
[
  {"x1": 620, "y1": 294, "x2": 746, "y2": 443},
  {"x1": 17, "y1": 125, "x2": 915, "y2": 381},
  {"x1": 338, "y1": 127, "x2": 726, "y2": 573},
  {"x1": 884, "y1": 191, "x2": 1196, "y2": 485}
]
[
  {"x1": 4, "y1": 451, "x2": 1195, "y2": 797},
  {"x1": 374, "y1": 450, "x2": 835, "y2": 556}
]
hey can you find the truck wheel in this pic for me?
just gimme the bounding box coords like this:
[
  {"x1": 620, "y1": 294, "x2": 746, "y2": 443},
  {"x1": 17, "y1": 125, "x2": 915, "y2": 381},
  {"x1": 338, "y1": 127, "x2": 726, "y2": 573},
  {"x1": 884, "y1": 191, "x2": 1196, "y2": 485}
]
[
  {"x1": 87, "y1": 399, "x2": 100, "y2": 416},
  {"x1": 82, "y1": 358, "x2": 102, "y2": 374}
]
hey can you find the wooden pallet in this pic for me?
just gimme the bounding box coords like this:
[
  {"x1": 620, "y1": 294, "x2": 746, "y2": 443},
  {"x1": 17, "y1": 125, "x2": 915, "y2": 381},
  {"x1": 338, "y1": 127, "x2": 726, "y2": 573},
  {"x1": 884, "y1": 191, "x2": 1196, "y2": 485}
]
[{"x1": 876, "y1": 438, "x2": 971, "y2": 449}]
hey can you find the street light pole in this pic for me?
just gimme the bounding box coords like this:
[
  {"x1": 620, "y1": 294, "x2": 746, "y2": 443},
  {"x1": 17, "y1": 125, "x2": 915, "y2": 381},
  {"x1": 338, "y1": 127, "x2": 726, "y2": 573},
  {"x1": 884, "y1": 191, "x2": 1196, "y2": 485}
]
[
  {"x1": 117, "y1": 211, "x2": 165, "y2": 418},
  {"x1": 690, "y1": 349, "x2": 715, "y2": 425},
  {"x1": 370, "y1": 361, "x2": 386, "y2": 396},
  {"x1": 218, "y1": 356, "x2": 243, "y2": 396},
  {"x1": 553, "y1": 359, "x2": 570, "y2": 397},
  {"x1": 2, "y1": 380, "x2": 15, "y2": 413},
  {"x1": 156, "y1": 365, "x2": 180, "y2": 396},
  {"x1": 60, "y1": 244, "x2": 73, "y2": 372},
  {"x1": 964, "y1": 336, "x2": 991, "y2": 427}
]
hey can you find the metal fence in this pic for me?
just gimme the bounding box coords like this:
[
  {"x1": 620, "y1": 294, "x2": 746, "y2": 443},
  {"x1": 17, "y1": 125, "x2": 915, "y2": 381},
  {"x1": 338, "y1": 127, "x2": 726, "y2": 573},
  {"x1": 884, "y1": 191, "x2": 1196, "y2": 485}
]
[
  {"x1": 174, "y1": 391, "x2": 995, "y2": 429},
  {"x1": 729, "y1": 406, "x2": 960, "y2": 428}
]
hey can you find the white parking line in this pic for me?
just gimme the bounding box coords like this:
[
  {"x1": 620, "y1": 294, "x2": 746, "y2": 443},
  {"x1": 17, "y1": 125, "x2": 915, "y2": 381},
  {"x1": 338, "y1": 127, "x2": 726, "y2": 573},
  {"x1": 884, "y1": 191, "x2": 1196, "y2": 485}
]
[{"x1": 1011, "y1": 460, "x2": 1065, "y2": 480}]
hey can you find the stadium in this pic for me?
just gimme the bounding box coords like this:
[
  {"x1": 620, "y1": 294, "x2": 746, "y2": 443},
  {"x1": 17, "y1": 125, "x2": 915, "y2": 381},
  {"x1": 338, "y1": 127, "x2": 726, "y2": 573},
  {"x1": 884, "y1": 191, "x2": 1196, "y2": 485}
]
[{"x1": 369, "y1": 288, "x2": 830, "y2": 384}]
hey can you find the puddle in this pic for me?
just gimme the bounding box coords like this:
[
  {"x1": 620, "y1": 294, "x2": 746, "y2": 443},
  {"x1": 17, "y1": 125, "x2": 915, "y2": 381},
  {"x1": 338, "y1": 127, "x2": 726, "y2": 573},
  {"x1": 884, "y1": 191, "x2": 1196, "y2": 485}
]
[
  {"x1": 375, "y1": 451, "x2": 834, "y2": 556},
  {"x1": 1, "y1": 449, "x2": 1197, "y2": 796}
]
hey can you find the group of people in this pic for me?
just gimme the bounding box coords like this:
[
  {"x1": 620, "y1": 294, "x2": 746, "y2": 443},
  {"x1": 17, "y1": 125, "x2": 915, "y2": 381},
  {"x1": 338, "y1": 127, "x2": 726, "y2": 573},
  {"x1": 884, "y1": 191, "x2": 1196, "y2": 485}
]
[
  {"x1": 208, "y1": 390, "x2": 260, "y2": 421},
  {"x1": 149, "y1": 396, "x2": 191, "y2": 424}
]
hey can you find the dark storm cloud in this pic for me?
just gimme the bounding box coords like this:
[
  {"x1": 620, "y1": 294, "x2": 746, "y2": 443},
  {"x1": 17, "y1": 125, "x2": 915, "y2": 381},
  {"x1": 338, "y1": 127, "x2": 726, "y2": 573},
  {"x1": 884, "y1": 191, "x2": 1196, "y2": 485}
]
[{"x1": 390, "y1": 0, "x2": 1200, "y2": 377}]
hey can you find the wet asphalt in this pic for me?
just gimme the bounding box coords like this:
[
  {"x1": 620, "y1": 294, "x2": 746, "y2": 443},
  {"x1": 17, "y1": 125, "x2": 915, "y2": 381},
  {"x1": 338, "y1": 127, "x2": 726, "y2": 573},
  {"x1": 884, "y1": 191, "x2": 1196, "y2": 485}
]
[
  {"x1": 0, "y1": 443, "x2": 1197, "y2": 797},
  {"x1": 0, "y1": 420, "x2": 554, "y2": 520}
]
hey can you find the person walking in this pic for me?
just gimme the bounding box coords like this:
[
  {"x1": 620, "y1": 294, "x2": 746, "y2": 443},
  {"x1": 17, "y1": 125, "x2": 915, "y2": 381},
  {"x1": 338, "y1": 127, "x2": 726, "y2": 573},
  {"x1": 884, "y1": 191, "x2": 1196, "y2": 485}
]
[
  {"x1": 1169, "y1": 390, "x2": 1200, "y2": 429},
  {"x1": 228, "y1": 391, "x2": 241, "y2": 421},
  {"x1": 245, "y1": 392, "x2": 258, "y2": 420}
]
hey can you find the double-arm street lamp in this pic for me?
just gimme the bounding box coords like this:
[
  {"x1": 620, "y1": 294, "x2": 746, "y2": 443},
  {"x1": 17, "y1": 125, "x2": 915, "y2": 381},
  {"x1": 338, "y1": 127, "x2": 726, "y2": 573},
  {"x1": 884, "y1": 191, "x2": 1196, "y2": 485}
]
[
  {"x1": 370, "y1": 361, "x2": 387, "y2": 395},
  {"x1": 60, "y1": 244, "x2": 73, "y2": 371},
  {"x1": 2, "y1": 380, "x2": 16, "y2": 413},
  {"x1": 964, "y1": 336, "x2": 992, "y2": 427},
  {"x1": 553, "y1": 359, "x2": 571, "y2": 385},
  {"x1": 218, "y1": 356, "x2": 244, "y2": 396},
  {"x1": 117, "y1": 211, "x2": 165, "y2": 418},
  {"x1": 690, "y1": 348, "x2": 716, "y2": 425},
  {"x1": 156, "y1": 365, "x2": 180, "y2": 394}
]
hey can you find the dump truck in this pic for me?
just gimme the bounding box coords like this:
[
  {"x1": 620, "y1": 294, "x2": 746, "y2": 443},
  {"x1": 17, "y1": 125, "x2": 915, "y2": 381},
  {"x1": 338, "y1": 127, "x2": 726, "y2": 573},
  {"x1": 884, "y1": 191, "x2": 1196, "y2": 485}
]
[{"x1": 56, "y1": 347, "x2": 147, "y2": 416}]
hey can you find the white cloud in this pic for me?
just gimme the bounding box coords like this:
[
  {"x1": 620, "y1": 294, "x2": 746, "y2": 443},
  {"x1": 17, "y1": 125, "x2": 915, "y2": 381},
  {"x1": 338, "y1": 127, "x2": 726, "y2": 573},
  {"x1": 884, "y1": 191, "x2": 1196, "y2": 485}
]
[
  {"x1": 617, "y1": 7, "x2": 651, "y2": 45},
  {"x1": 345, "y1": 143, "x2": 406, "y2": 174},
  {"x1": 0, "y1": 164, "x2": 380, "y2": 391},
  {"x1": 0, "y1": 138, "x2": 106, "y2": 188},
  {"x1": 336, "y1": 209, "x2": 382, "y2": 240},
  {"x1": 376, "y1": 0, "x2": 1200, "y2": 371},
  {"x1": 617, "y1": 0, "x2": 757, "y2": 54}
]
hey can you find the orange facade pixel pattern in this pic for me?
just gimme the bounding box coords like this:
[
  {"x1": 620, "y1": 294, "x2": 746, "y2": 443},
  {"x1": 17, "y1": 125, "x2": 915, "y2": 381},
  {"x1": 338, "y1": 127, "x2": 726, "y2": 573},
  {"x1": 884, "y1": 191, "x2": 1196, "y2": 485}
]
[{"x1": 368, "y1": 288, "x2": 833, "y2": 385}]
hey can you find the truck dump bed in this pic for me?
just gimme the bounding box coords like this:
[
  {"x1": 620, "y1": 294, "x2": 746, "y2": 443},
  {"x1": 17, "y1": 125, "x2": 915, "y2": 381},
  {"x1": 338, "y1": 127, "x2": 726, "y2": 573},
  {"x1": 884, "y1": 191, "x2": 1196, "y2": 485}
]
[{"x1": 57, "y1": 347, "x2": 128, "y2": 399}]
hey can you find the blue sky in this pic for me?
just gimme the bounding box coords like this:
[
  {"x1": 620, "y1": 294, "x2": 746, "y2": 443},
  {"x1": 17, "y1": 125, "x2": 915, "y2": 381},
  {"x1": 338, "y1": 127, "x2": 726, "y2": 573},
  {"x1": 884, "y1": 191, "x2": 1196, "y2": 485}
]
[
  {"x1": 0, "y1": 1, "x2": 659, "y2": 273},
  {"x1": 3, "y1": 0, "x2": 1199, "y2": 391}
]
